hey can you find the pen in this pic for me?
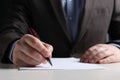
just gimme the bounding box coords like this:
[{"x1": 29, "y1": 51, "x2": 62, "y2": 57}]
[{"x1": 29, "y1": 27, "x2": 53, "y2": 66}]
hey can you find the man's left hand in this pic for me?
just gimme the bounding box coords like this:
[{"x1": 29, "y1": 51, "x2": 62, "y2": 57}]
[{"x1": 80, "y1": 44, "x2": 120, "y2": 64}]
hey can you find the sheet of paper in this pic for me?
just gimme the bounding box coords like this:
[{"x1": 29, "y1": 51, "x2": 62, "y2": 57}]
[{"x1": 20, "y1": 58, "x2": 106, "y2": 70}]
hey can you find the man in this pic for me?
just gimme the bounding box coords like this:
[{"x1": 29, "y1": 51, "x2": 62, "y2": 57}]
[{"x1": 0, "y1": 0, "x2": 120, "y2": 66}]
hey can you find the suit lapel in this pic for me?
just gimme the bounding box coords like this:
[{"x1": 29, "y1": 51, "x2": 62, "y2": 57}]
[
  {"x1": 74, "y1": 0, "x2": 114, "y2": 47},
  {"x1": 49, "y1": 0, "x2": 72, "y2": 42},
  {"x1": 76, "y1": 0, "x2": 95, "y2": 43}
]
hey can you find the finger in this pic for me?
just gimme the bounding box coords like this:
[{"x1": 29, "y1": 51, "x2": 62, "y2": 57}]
[
  {"x1": 87, "y1": 49, "x2": 98, "y2": 63},
  {"x1": 20, "y1": 41, "x2": 45, "y2": 63},
  {"x1": 42, "y1": 42, "x2": 53, "y2": 57},
  {"x1": 42, "y1": 60, "x2": 48, "y2": 64},
  {"x1": 99, "y1": 54, "x2": 120, "y2": 64},
  {"x1": 87, "y1": 48, "x2": 98, "y2": 63},
  {"x1": 93, "y1": 49, "x2": 113, "y2": 63},
  {"x1": 88, "y1": 46, "x2": 107, "y2": 63},
  {"x1": 81, "y1": 46, "x2": 98, "y2": 63},
  {"x1": 13, "y1": 56, "x2": 32, "y2": 67},
  {"x1": 80, "y1": 51, "x2": 90, "y2": 62},
  {"x1": 22, "y1": 34, "x2": 50, "y2": 57},
  {"x1": 14, "y1": 39, "x2": 46, "y2": 65},
  {"x1": 86, "y1": 44, "x2": 107, "y2": 63},
  {"x1": 13, "y1": 51, "x2": 39, "y2": 67},
  {"x1": 98, "y1": 55, "x2": 114, "y2": 64}
]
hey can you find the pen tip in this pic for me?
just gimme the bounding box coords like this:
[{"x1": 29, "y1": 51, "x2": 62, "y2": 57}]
[
  {"x1": 45, "y1": 58, "x2": 53, "y2": 66},
  {"x1": 49, "y1": 60, "x2": 53, "y2": 66}
]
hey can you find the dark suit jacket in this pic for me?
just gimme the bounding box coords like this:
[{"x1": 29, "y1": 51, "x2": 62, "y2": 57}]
[{"x1": 0, "y1": 0, "x2": 120, "y2": 63}]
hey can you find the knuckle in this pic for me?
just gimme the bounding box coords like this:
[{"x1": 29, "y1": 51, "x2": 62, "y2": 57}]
[
  {"x1": 24, "y1": 34, "x2": 31, "y2": 38},
  {"x1": 96, "y1": 52, "x2": 105, "y2": 59},
  {"x1": 49, "y1": 44, "x2": 53, "y2": 48},
  {"x1": 22, "y1": 34, "x2": 36, "y2": 44},
  {"x1": 41, "y1": 49, "x2": 50, "y2": 57},
  {"x1": 49, "y1": 45, "x2": 53, "y2": 51},
  {"x1": 41, "y1": 48, "x2": 48, "y2": 53},
  {"x1": 97, "y1": 44, "x2": 103, "y2": 46},
  {"x1": 22, "y1": 34, "x2": 30, "y2": 40},
  {"x1": 32, "y1": 39, "x2": 39, "y2": 46},
  {"x1": 96, "y1": 53, "x2": 103, "y2": 58},
  {"x1": 88, "y1": 48, "x2": 93, "y2": 52}
]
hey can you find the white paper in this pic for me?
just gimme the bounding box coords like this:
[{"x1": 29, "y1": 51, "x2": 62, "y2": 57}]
[{"x1": 20, "y1": 58, "x2": 106, "y2": 70}]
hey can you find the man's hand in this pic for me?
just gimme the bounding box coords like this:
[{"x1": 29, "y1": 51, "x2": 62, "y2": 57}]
[
  {"x1": 80, "y1": 44, "x2": 120, "y2": 64},
  {"x1": 13, "y1": 34, "x2": 53, "y2": 67}
]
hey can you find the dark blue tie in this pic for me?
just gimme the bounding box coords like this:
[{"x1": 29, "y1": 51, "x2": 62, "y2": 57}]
[
  {"x1": 64, "y1": 0, "x2": 78, "y2": 40},
  {"x1": 62, "y1": 0, "x2": 84, "y2": 40}
]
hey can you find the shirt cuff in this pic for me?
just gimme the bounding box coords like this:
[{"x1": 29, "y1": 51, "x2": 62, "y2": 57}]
[
  {"x1": 110, "y1": 43, "x2": 120, "y2": 49},
  {"x1": 9, "y1": 40, "x2": 18, "y2": 63}
]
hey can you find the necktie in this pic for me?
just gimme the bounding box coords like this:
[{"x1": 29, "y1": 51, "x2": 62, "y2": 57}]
[
  {"x1": 63, "y1": 0, "x2": 77, "y2": 40},
  {"x1": 67, "y1": 0, "x2": 77, "y2": 40},
  {"x1": 62, "y1": 0, "x2": 84, "y2": 40}
]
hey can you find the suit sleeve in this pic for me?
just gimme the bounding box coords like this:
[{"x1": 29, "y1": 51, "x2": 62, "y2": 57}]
[
  {"x1": 108, "y1": 0, "x2": 120, "y2": 44},
  {"x1": 0, "y1": 0, "x2": 31, "y2": 63}
]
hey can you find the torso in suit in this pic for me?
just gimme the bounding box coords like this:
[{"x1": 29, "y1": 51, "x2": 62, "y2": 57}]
[{"x1": 0, "y1": 0, "x2": 120, "y2": 63}]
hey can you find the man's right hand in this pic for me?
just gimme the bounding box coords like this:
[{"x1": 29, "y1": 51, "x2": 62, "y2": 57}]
[{"x1": 12, "y1": 34, "x2": 53, "y2": 67}]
